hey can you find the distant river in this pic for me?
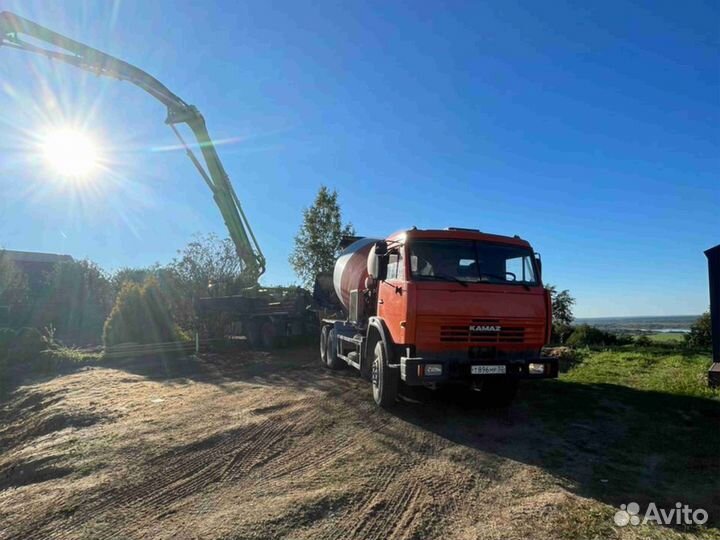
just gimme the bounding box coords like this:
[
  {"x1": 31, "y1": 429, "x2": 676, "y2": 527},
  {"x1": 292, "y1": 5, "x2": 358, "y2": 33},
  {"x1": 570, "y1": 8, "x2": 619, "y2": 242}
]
[{"x1": 575, "y1": 315, "x2": 701, "y2": 333}]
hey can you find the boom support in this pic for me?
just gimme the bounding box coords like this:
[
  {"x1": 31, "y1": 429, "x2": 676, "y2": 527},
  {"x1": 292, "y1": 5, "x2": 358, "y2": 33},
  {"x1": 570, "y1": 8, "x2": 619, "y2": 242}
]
[{"x1": 0, "y1": 11, "x2": 266, "y2": 282}]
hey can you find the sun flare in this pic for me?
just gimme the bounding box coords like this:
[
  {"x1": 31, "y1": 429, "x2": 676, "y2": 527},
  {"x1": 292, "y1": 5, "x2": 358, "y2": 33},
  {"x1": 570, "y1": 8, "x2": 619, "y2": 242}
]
[{"x1": 40, "y1": 128, "x2": 101, "y2": 178}]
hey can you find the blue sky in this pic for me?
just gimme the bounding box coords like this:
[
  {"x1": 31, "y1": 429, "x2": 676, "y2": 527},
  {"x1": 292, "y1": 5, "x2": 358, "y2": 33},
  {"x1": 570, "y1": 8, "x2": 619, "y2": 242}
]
[{"x1": 0, "y1": 0, "x2": 717, "y2": 317}]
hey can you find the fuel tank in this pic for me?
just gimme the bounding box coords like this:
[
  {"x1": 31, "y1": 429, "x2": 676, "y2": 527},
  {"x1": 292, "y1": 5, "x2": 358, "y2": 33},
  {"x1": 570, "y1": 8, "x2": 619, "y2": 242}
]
[{"x1": 333, "y1": 237, "x2": 379, "y2": 310}]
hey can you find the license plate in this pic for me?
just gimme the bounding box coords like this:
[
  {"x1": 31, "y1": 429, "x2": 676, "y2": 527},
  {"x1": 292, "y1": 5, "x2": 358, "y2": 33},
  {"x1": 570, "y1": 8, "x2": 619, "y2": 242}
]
[{"x1": 471, "y1": 365, "x2": 506, "y2": 375}]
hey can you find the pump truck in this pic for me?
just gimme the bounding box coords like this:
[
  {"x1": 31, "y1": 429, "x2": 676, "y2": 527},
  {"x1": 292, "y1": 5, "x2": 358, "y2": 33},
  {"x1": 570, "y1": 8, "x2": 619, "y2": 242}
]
[
  {"x1": 0, "y1": 11, "x2": 313, "y2": 347},
  {"x1": 316, "y1": 228, "x2": 558, "y2": 407}
]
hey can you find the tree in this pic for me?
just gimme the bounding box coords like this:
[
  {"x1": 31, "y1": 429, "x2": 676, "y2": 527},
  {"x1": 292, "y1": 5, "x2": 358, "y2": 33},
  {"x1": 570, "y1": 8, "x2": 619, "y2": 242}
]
[
  {"x1": 162, "y1": 233, "x2": 252, "y2": 330},
  {"x1": 290, "y1": 186, "x2": 355, "y2": 288},
  {"x1": 42, "y1": 259, "x2": 114, "y2": 344},
  {"x1": 545, "y1": 284, "x2": 576, "y2": 344},
  {"x1": 111, "y1": 266, "x2": 156, "y2": 292},
  {"x1": 103, "y1": 277, "x2": 179, "y2": 346},
  {"x1": 566, "y1": 324, "x2": 617, "y2": 347},
  {"x1": 169, "y1": 233, "x2": 251, "y2": 295},
  {"x1": 0, "y1": 250, "x2": 29, "y2": 306},
  {"x1": 685, "y1": 311, "x2": 711, "y2": 349}
]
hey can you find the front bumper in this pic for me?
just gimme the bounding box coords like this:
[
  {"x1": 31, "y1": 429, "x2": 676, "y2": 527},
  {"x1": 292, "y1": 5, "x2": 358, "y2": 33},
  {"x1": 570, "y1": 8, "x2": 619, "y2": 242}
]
[{"x1": 399, "y1": 355, "x2": 558, "y2": 385}]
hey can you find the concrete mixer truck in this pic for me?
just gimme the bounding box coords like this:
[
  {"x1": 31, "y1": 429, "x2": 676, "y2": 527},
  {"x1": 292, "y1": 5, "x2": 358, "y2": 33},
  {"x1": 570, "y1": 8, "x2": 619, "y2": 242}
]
[{"x1": 316, "y1": 227, "x2": 558, "y2": 407}]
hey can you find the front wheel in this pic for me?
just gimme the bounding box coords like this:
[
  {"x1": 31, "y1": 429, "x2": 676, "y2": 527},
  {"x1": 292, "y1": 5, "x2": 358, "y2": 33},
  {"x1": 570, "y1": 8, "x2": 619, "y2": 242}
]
[{"x1": 371, "y1": 341, "x2": 398, "y2": 408}]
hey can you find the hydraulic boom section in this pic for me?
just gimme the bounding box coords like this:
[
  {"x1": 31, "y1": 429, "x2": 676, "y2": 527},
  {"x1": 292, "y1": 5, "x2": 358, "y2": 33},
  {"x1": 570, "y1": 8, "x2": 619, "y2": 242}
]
[{"x1": 0, "y1": 11, "x2": 266, "y2": 282}]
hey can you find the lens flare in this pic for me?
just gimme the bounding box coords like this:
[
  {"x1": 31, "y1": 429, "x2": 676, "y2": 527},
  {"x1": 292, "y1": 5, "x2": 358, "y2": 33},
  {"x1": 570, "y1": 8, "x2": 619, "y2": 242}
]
[{"x1": 40, "y1": 128, "x2": 100, "y2": 178}]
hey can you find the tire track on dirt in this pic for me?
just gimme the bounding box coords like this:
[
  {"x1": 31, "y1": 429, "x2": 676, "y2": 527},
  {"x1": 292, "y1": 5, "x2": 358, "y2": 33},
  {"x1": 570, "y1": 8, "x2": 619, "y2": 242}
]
[
  {"x1": 11, "y1": 418, "x2": 291, "y2": 540},
  {"x1": 1, "y1": 349, "x2": 521, "y2": 540},
  {"x1": 315, "y1": 465, "x2": 400, "y2": 540},
  {"x1": 340, "y1": 477, "x2": 424, "y2": 540},
  {"x1": 37, "y1": 391, "x2": 334, "y2": 539}
]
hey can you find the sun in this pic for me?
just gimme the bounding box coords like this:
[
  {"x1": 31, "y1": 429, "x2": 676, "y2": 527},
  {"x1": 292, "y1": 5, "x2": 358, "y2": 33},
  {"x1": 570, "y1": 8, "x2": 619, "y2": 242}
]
[{"x1": 40, "y1": 127, "x2": 101, "y2": 178}]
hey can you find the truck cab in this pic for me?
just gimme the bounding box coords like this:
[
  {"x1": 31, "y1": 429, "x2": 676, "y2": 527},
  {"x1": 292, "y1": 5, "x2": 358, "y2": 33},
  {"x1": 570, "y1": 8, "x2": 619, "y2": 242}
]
[{"x1": 320, "y1": 228, "x2": 558, "y2": 407}]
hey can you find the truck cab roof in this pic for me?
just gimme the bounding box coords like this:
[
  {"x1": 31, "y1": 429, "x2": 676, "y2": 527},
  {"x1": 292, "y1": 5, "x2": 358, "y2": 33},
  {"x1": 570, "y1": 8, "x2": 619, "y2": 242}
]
[{"x1": 387, "y1": 228, "x2": 532, "y2": 248}]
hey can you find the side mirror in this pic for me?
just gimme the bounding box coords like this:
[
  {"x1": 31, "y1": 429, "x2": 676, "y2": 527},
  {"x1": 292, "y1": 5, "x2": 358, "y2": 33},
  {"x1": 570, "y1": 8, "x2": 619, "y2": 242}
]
[
  {"x1": 368, "y1": 241, "x2": 388, "y2": 281},
  {"x1": 535, "y1": 253, "x2": 542, "y2": 280}
]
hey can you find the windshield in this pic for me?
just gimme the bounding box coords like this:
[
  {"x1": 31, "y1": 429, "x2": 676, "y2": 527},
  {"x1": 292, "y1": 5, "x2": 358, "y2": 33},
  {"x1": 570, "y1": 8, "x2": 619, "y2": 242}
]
[{"x1": 408, "y1": 239, "x2": 538, "y2": 285}]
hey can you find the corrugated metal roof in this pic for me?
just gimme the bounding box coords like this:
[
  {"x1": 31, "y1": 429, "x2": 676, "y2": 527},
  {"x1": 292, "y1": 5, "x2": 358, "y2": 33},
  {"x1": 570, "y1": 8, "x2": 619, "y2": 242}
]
[{"x1": 1, "y1": 250, "x2": 73, "y2": 264}]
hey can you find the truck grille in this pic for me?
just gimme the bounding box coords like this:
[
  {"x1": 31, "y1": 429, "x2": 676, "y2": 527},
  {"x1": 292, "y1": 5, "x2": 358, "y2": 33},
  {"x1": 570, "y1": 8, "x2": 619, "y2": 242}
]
[
  {"x1": 416, "y1": 316, "x2": 545, "y2": 347},
  {"x1": 440, "y1": 319, "x2": 525, "y2": 344}
]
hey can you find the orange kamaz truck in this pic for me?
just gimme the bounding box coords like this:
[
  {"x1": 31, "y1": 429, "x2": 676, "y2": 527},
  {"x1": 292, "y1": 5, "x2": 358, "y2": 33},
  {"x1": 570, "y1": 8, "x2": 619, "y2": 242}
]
[{"x1": 316, "y1": 227, "x2": 558, "y2": 407}]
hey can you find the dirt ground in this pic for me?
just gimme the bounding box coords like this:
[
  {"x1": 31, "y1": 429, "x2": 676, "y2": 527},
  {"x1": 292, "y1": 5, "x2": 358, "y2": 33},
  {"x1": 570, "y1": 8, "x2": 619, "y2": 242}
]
[{"x1": 0, "y1": 347, "x2": 715, "y2": 540}]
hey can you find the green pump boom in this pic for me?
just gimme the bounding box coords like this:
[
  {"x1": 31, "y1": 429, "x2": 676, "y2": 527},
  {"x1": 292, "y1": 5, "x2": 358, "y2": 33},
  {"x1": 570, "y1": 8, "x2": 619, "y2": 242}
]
[{"x1": 0, "y1": 11, "x2": 266, "y2": 282}]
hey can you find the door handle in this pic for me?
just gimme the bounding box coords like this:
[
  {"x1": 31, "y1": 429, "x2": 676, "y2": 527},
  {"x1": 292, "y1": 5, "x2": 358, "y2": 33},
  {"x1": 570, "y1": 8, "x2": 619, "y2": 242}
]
[{"x1": 378, "y1": 299, "x2": 384, "y2": 304}]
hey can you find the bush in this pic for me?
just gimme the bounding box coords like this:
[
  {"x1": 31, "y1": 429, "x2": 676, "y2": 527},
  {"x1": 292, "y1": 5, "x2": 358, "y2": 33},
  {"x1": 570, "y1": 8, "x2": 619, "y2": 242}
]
[
  {"x1": 685, "y1": 312, "x2": 711, "y2": 349},
  {"x1": 566, "y1": 324, "x2": 618, "y2": 348},
  {"x1": 38, "y1": 260, "x2": 114, "y2": 345},
  {"x1": 551, "y1": 323, "x2": 574, "y2": 345},
  {"x1": 0, "y1": 327, "x2": 14, "y2": 397},
  {"x1": 634, "y1": 335, "x2": 652, "y2": 347},
  {"x1": 0, "y1": 327, "x2": 15, "y2": 354},
  {"x1": 0, "y1": 327, "x2": 55, "y2": 398},
  {"x1": 103, "y1": 278, "x2": 179, "y2": 347},
  {"x1": 13, "y1": 327, "x2": 46, "y2": 361}
]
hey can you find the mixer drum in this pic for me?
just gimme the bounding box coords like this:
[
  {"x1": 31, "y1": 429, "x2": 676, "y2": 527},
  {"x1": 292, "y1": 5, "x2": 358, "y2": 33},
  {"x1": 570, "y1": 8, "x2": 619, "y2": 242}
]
[{"x1": 333, "y1": 237, "x2": 379, "y2": 310}]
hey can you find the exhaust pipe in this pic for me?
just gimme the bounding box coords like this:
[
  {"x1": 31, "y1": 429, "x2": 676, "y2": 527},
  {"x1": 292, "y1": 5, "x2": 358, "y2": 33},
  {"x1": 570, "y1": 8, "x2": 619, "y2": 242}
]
[{"x1": 706, "y1": 244, "x2": 720, "y2": 387}]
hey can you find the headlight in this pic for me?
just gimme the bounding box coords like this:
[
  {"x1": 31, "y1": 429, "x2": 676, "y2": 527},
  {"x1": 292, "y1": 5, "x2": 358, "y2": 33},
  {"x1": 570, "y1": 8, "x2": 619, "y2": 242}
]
[
  {"x1": 424, "y1": 364, "x2": 443, "y2": 376},
  {"x1": 528, "y1": 363, "x2": 545, "y2": 374}
]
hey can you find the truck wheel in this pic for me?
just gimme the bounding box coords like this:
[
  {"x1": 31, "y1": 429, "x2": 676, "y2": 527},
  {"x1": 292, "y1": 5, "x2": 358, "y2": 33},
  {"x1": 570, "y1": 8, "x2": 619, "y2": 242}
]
[
  {"x1": 371, "y1": 341, "x2": 398, "y2": 408},
  {"x1": 479, "y1": 379, "x2": 518, "y2": 408},
  {"x1": 325, "y1": 328, "x2": 342, "y2": 370},
  {"x1": 320, "y1": 325, "x2": 329, "y2": 365}
]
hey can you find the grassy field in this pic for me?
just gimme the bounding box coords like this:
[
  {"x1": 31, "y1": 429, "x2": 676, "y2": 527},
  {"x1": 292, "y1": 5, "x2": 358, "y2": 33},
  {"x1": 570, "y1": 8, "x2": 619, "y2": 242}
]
[
  {"x1": 645, "y1": 333, "x2": 687, "y2": 343},
  {"x1": 559, "y1": 345, "x2": 715, "y2": 397},
  {"x1": 520, "y1": 344, "x2": 718, "y2": 537}
]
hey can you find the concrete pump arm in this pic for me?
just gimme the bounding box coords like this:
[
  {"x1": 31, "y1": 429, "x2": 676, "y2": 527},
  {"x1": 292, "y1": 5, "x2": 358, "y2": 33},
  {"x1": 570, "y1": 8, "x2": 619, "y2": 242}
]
[{"x1": 0, "y1": 11, "x2": 266, "y2": 282}]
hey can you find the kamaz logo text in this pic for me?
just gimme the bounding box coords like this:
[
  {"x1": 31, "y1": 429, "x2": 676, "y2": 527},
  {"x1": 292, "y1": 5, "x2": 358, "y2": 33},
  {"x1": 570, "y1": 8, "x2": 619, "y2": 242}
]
[{"x1": 469, "y1": 325, "x2": 501, "y2": 332}]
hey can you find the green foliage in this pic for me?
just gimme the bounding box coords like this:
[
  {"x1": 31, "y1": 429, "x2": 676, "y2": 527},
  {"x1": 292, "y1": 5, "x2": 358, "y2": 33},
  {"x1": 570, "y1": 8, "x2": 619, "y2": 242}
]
[
  {"x1": 165, "y1": 233, "x2": 254, "y2": 330},
  {"x1": 42, "y1": 260, "x2": 114, "y2": 344},
  {"x1": 647, "y1": 332, "x2": 685, "y2": 344},
  {"x1": 0, "y1": 251, "x2": 29, "y2": 325},
  {"x1": 0, "y1": 326, "x2": 56, "y2": 398},
  {"x1": 111, "y1": 266, "x2": 155, "y2": 291},
  {"x1": 289, "y1": 185, "x2": 355, "y2": 288},
  {"x1": 170, "y1": 233, "x2": 251, "y2": 294},
  {"x1": 544, "y1": 284, "x2": 576, "y2": 344},
  {"x1": 525, "y1": 346, "x2": 718, "y2": 531},
  {"x1": 545, "y1": 284, "x2": 576, "y2": 326},
  {"x1": 103, "y1": 277, "x2": 179, "y2": 347},
  {"x1": 566, "y1": 324, "x2": 618, "y2": 347},
  {"x1": 40, "y1": 347, "x2": 103, "y2": 367},
  {"x1": 684, "y1": 311, "x2": 712, "y2": 349},
  {"x1": 0, "y1": 327, "x2": 15, "y2": 353},
  {"x1": 0, "y1": 326, "x2": 51, "y2": 361},
  {"x1": 634, "y1": 335, "x2": 652, "y2": 347},
  {"x1": 561, "y1": 347, "x2": 717, "y2": 399},
  {"x1": 13, "y1": 327, "x2": 46, "y2": 360},
  {"x1": 0, "y1": 327, "x2": 13, "y2": 397}
]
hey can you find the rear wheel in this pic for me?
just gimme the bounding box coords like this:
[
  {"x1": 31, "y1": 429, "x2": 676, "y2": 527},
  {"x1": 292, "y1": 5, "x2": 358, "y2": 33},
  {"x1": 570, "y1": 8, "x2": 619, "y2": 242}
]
[
  {"x1": 319, "y1": 325, "x2": 329, "y2": 365},
  {"x1": 371, "y1": 341, "x2": 398, "y2": 408},
  {"x1": 325, "y1": 328, "x2": 342, "y2": 370}
]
